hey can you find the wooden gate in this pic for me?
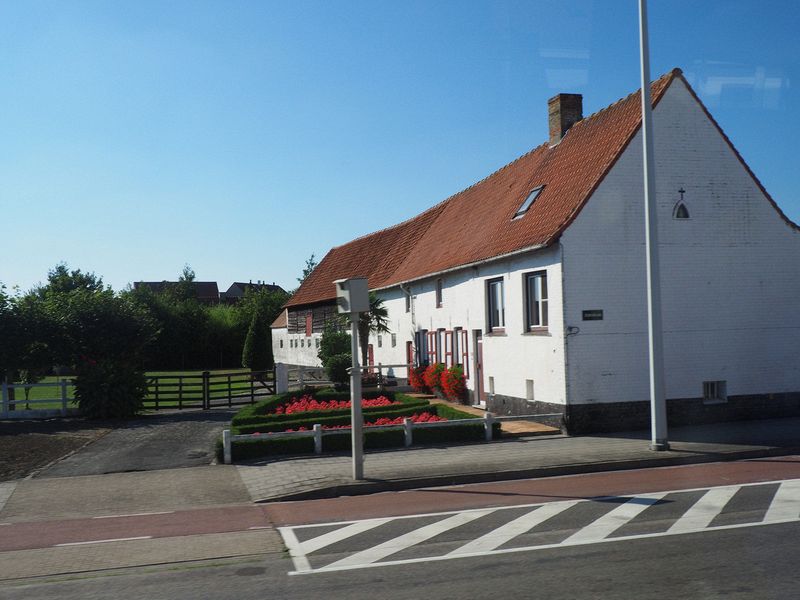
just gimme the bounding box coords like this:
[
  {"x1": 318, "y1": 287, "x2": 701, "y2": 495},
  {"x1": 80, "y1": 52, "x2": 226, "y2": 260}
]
[{"x1": 145, "y1": 370, "x2": 275, "y2": 410}]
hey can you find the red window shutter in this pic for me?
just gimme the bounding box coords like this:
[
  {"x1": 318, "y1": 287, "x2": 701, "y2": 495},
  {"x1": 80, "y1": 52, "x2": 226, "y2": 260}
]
[
  {"x1": 427, "y1": 331, "x2": 437, "y2": 365},
  {"x1": 444, "y1": 331, "x2": 454, "y2": 368},
  {"x1": 305, "y1": 314, "x2": 312, "y2": 337}
]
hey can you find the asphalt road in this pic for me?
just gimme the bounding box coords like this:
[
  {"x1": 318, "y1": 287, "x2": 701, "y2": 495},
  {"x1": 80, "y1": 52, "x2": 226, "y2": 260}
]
[
  {"x1": 38, "y1": 409, "x2": 237, "y2": 477},
  {"x1": 3, "y1": 457, "x2": 799, "y2": 599},
  {"x1": 3, "y1": 523, "x2": 798, "y2": 599}
]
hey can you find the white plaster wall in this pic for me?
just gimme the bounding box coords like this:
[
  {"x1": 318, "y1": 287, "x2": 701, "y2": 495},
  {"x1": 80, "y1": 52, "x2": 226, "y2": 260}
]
[
  {"x1": 561, "y1": 78, "x2": 800, "y2": 405},
  {"x1": 271, "y1": 327, "x2": 323, "y2": 367},
  {"x1": 370, "y1": 245, "x2": 567, "y2": 406}
]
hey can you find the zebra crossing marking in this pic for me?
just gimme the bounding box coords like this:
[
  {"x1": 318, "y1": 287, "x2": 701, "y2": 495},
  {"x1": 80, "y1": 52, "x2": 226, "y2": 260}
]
[
  {"x1": 667, "y1": 485, "x2": 740, "y2": 533},
  {"x1": 446, "y1": 500, "x2": 579, "y2": 556},
  {"x1": 560, "y1": 493, "x2": 666, "y2": 545},
  {"x1": 280, "y1": 478, "x2": 800, "y2": 575}
]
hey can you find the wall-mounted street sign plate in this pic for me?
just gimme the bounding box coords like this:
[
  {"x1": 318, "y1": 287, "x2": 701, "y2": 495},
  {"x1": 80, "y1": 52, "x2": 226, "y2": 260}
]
[{"x1": 582, "y1": 310, "x2": 603, "y2": 321}]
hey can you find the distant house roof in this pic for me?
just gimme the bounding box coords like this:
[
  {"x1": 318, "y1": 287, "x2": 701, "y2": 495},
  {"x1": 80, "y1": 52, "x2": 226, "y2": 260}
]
[
  {"x1": 226, "y1": 281, "x2": 287, "y2": 296},
  {"x1": 134, "y1": 281, "x2": 220, "y2": 301},
  {"x1": 286, "y1": 69, "x2": 681, "y2": 308}
]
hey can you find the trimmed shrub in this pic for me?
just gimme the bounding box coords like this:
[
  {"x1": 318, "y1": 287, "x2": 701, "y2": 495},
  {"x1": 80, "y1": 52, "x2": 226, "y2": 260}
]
[
  {"x1": 408, "y1": 365, "x2": 429, "y2": 393},
  {"x1": 423, "y1": 363, "x2": 445, "y2": 393},
  {"x1": 324, "y1": 353, "x2": 351, "y2": 387},
  {"x1": 441, "y1": 365, "x2": 466, "y2": 403}
]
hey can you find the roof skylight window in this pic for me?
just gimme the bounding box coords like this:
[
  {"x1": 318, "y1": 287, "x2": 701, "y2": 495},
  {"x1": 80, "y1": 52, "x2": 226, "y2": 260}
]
[{"x1": 513, "y1": 186, "x2": 544, "y2": 219}]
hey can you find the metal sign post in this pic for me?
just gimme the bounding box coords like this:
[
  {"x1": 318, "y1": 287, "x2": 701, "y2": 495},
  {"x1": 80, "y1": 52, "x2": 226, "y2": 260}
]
[
  {"x1": 639, "y1": 0, "x2": 669, "y2": 451},
  {"x1": 349, "y1": 315, "x2": 364, "y2": 480},
  {"x1": 335, "y1": 277, "x2": 370, "y2": 480}
]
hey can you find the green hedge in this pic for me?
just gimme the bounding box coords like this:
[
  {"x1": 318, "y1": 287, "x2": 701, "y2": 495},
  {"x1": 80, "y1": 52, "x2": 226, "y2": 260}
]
[
  {"x1": 230, "y1": 390, "x2": 428, "y2": 427},
  {"x1": 228, "y1": 420, "x2": 501, "y2": 461},
  {"x1": 225, "y1": 402, "x2": 501, "y2": 460}
]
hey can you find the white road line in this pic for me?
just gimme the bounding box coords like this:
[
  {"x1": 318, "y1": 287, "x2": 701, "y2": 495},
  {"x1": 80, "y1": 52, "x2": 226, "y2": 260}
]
[
  {"x1": 447, "y1": 501, "x2": 580, "y2": 556},
  {"x1": 668, "y1": 486, "x2": 740, "y2": 534},
  {"x1": 299, "y1": 518, "x2": 393, "y2": 555},
  {"x1": 0, "y1": 523, "x2": 11, "y2": 526},
  {"x1": 561, "y1": 493, "x2": 667, "y2": 545},
  {"x1": 54, "y1": 536, "x2": 152, "y2": 547},
  {"x1": 279, "y1": 527, "x2": 312, "y2": 573},
  {"x1": 248, "y1": 526, "x2": 271, "y2": 530},
  {"x1": 325, "y1": 509, "x2": 496, "y2": 569},
  {"x1": 92, "y1": 511, "x2": 174, "y2": 519},
  {"x1": 764, "y1": 479, "x2": 800, "y2": 522}
]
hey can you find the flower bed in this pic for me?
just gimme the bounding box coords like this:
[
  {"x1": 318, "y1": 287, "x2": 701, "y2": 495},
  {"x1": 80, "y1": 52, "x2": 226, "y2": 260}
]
[
  {"x1": 231, "y1": 390, "x2": 430, "y2": 427},
  {"x1": 221, "y1": 390, "x2": 502, "y2": 461},
  {"x1": 272, "y1": 394, "x2": 398, "y2": 415},
  {"x1": 279, "y1": 411, "x2": 445, "y2": 432}
]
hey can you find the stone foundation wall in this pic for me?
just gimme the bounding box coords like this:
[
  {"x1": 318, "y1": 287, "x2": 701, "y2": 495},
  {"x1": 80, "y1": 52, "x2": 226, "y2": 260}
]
[{"x1": 487, "y1": 392, "x2": 800, "y2": 435}]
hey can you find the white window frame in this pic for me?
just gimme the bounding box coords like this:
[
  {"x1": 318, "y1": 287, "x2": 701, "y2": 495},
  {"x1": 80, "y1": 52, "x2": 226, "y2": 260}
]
[
  {"x1": 524, "y1": 271, "x2": 548, "y2": 330},
  {"x1": 487, "y1": 277, "x2": 505, "y2": 332}
]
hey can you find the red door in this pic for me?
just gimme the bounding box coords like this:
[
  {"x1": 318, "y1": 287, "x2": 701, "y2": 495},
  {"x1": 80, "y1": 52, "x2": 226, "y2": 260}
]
[
  {"x1": 475, "y1": 332, "x2": 484, "y2": 404},
  {"x1": 406, "y1": 341, "x2": 414, "y2": 367}
]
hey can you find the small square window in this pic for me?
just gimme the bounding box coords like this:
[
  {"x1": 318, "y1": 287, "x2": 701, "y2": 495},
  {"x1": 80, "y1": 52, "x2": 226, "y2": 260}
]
[
  {"x1": 405, "y1": 290, "x2": 411, "y2": 313},
  {"x1": 436, "y1": 278, "x2": 443, "y2": 308},
  {"x1": 315, "y1": 338, "x2": 320, "y2": 348},
  {"x1": 391, "y1": 333, "x2": 397, "y2": 347},
  {"x1": 280, "y1": 340, "x2": 283, "y2": 348},
  {"x1": 377, "y1": 335, "x2": 383, "y2": 348},
  {"x1": 703, "y1": 380, "x2": 727, "y2": 403}
]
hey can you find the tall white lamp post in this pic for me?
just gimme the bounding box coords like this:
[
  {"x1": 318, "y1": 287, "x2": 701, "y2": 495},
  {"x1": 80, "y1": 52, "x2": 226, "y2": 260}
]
[
  {"x1": 639, "y1": 0, "x2": 669, "y2": 451},
  {"x1": 335, "y1": 277, "x2": 370, "y2": 479}
]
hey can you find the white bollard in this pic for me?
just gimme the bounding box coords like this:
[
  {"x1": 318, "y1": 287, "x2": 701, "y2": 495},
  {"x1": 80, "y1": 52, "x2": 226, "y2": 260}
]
[
  {"x1": 223, "y1": 429, "x2": 232, "y2": 464},
  {"x1": 484, "y1": 412, "x2": 495, "y2": 442},
  {"x1": 403, "y1": 417, "x2": 413, "y2": 447},
  {"x1": 313, "y1": 424, "x2": 323, "y2": 454},
  {"x1": 275, "y1": 363, "x2": 289, "y2": 394}
]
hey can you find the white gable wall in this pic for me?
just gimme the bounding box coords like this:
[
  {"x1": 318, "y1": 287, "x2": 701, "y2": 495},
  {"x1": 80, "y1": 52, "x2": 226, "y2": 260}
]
[{"x1": 561, "y1": 78, "x2": 800, "y2": 407}]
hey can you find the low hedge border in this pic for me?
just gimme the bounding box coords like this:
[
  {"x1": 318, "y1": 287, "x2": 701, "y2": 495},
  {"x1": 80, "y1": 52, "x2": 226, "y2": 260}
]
[
  {"x1": 231, "y1": 390, "x2": 428, "y2": 428},
  {"x1": 232, "y1": 403, "x2": 448, "y2": 434},
  {"x1": 223, "y1": 420, "x2": 503, "y2": 462}
]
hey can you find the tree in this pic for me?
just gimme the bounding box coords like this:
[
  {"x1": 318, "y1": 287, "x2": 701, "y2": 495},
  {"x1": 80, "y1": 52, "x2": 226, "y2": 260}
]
[
  {"x1": 297, "y1": 254, "x2": 318, "y2": 286},
  {"x1": 29, "y1": 265, "x2": 158, "y2": 419},
  {"x1": 242, "y1": 309, "x2": 272, "y2": 371},
  {"x1": 317, "y1": 324, "x2": 351, "y2": 388},
  {"x1": 172, "y1": 264, "x2": 198, "y2": 302},
  {"x1": 342, "y1": 292, "x2": 390, "y2": 365},
  {"x1": 317, "y1": 323, "x2": 350, "y2": 366}
]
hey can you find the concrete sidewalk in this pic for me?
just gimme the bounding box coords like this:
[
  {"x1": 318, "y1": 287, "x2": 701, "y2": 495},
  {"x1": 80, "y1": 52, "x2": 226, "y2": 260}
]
[{"x1": 235, "y1": 417, "x2": 800, "y2": 502}]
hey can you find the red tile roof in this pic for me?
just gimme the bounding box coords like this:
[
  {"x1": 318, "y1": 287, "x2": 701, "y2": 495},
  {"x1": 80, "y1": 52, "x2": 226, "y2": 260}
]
[
  {"x1": 271, "y1": 309, "x2": 287, "y2": 329},
  {"x1": 287, "y1": 69, "x2": 680, "y2": 308}
]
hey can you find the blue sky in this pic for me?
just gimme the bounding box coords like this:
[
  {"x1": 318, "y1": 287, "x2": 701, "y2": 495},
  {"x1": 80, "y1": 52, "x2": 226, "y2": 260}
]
[{"x1": 1, "y1": 0, "x2": 797, "y2": 293}]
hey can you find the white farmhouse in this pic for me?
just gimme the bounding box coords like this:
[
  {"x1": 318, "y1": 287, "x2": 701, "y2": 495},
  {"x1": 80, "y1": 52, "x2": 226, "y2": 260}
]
[{"x1": 273, "y1": 68, "x2": 800, "y2": 433}]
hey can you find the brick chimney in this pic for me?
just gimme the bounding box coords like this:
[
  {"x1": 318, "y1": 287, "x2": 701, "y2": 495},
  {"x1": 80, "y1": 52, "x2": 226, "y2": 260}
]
[{"x1": 548, "y1": 93, "x2": 583, "y2": 145}]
